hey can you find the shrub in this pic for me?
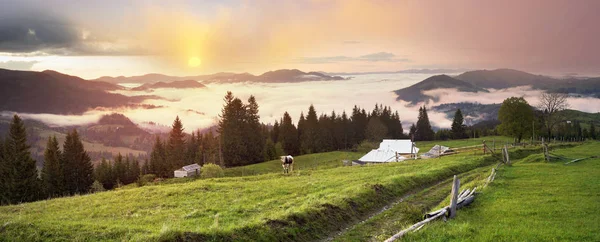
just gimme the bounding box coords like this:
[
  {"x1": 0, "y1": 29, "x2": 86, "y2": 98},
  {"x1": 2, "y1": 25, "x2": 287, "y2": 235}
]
[
  {"x1": 137, "y1": 174, "x2": 158, "y2": 187},
  {"x1": 90, "y1": 180, "x2": 106, "y2": 193},
  {"x1": 201, "y1": 163, "x2": 224, "y2": 179}
]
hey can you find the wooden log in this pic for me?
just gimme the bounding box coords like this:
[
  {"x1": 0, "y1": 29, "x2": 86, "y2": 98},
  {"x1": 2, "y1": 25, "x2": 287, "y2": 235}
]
[
  {"x1": 564, "y1": 157, "x2": 588, "y2": 165},
  {"x1": 449, "y1": 175, "x2": 460, "y2": 219},
  {"x1": 457, "y1": 195, "x2": 475, "y2": 209},
  {"x1": 385, "y1": 208, "x2": 448, "y2": 242},
  {"x1": 424, "y1": 207, "x2": 447, "y2": 219}
]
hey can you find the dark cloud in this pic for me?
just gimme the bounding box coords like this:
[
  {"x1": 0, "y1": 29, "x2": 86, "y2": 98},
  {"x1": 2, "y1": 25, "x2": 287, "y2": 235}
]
[{"x1": 0, "y1": 16, "x2": 79, "y2": 53}]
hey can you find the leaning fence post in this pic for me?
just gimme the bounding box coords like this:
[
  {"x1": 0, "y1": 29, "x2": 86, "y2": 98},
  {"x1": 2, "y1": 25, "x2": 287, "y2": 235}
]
[{"x1": 449, "y1": 175, "x2": 460, "y2": 218}]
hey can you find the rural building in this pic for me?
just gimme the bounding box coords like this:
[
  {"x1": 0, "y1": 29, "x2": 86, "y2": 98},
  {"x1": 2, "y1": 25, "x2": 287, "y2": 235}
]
[
  {"x1": 174, "y1": 163, "x2": 201, "y2": 178},
  {"x1": 357, "y1": 139, "x2": 419, "y2": 163},
  {"x1": 421, "y1": 145, "x2": 453, "y2": 159}
]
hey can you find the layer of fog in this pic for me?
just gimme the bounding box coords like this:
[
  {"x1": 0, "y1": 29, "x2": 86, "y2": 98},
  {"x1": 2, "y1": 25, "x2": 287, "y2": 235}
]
[{"x1": 7, "y1": 73, "x2": 600, "y2": 133}]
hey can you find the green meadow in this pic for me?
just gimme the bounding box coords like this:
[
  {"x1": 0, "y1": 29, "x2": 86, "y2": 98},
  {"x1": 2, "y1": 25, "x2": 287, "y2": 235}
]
[{"x1": 404, "y1": 142, "x2": 600, "y2": 241}]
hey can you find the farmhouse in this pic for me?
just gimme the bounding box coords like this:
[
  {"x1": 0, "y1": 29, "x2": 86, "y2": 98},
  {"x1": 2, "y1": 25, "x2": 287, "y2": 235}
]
[
  {"x1": 357, "y1": 139, "x2": 419, "y2": 164},
  {"x1": 174, "y1": 163, "x2": 201, "y2": 178}
]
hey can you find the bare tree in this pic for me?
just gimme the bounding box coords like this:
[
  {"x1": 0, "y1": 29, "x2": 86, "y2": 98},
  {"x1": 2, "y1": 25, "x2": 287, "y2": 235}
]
[{"x1": 537, "y1": 92, "x2": 569, "y2": 137}]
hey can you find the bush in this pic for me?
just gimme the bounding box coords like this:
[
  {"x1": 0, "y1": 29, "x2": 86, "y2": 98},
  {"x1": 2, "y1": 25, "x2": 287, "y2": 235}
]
[
  {"x1": 137, "y1": 174, "x2": 158, "y2": 187},
  {"x1": 356, "y1": 140, "x2": 378, "y2": 153},
  {"x1": 201, "y1": 163, "x2": 224, "y2": 179},
  {"x1": 90, "y1": 180, "x2": 106, "y2": 193}
]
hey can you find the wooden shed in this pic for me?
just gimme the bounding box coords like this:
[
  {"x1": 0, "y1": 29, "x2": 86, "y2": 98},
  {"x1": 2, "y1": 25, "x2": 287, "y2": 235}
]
[{"x1": 174, "y1": 163, "x2": 201, "y2": 178}]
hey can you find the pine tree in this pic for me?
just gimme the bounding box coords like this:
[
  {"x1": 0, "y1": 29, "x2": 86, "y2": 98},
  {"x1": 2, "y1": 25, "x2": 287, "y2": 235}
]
[
  {"x1": 95, "y1": 158, "x2": 114, "y2": 190},
  {"x1": 409, "y1": 123, "x2": 417, "y2": 139},
  {"x1": 167, "y1": 116, "x2": 186, "y2": 171},
  {"x1": 280, "y1": 112, "x2": 300, "y2": 155},
  {"x1": 62, "y1": 129, "x2": 94, "y2": 195},
  {"x1": 451, "y1": 109, "x2": 467, "y2": 139},
  {"x1": 297, "y1": 112, "x2": 306, "y2": 154},
  {"x1": 590, "y1": 122, "x2": 597, "y2": 140},
  {"x1": 350, "y1": 106, "x2": 368, "y2": 145},
  {"x1": 218, "y1": 92, "x2": 247, "y2": 167},
  {"x1": 271, "y1": 121, "x2": 280, "y2": 143},
  {"x1": 366, "y1": 117, "x2": 388, "y2": 141},
  {"x1": 41, "y1": 136, "x2": 63, "y2": 197},
  {"x1": 244, "y1": 95, "x2": 265, "y2": 165},
  {"x1": 149, "y1": 136, "x2": 168, "y2": 177},
  {"x1": 3, "y1": 115, "x2": 41, "y2": 204},
  {"x1": 301, "y1": 105, "x2": 319, "y2": 153},
  {"x1": 415, "y1": 106, "x2": 435, "y2": 141}
]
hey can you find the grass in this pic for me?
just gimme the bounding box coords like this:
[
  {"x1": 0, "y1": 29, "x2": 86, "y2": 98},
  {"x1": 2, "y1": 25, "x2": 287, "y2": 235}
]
[
  {"x1": 404, "y1": 141, "x2": 600, "y2": 241},
  {"x1": 0, "y1": 151, "x2": 496, "y2": 241},
  {"x1": 224, "y1": 151, "x2": 362, "y2": 177},
  {"x1": 415, "y1": 136, "x2": 514, "y2": 153}
]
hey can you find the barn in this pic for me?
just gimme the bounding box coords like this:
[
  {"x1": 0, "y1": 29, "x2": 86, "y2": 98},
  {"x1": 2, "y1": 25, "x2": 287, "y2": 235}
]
[
  {"x1": 174, "y1": 163, "x2": 201, "y2": 178},
  {"x1": 357, "y1": 139, "x2": 419, "y2": 164}
]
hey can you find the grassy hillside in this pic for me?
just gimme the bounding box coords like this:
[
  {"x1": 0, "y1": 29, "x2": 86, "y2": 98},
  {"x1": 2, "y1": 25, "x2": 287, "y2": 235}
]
[
  {"x1": 0, "y1": 151, "x2": 497, "y2": 241},
  {"x1": 224, "y1": 151, "x2": 362, "y2": 177},
  {"x1": 405, "y1": 142, "x2": 600, "y2": 241}
]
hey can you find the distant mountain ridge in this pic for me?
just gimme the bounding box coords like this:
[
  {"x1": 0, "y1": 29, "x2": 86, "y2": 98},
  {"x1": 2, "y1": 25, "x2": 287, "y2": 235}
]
[
  {"x1": 394, "y1": 75, "x2": 488, "y2": 104},
  {"x1": 394, "y1": 68, "x2": 600, "y2": 104},
  {"x1": 132, "y1": 80, "x2": 206, "y2": 91},
  {"x1": 93, "y1": 69, "x2": 346, "y2": 84},
  {"x1": 0, "y1": 69, "x2": 156, "y2": 114}
]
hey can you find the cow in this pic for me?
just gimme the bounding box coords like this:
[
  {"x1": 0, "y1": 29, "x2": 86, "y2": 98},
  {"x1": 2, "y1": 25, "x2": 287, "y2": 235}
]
[{"x1": 280, "y1": 155, "x2": 294, "y2": 174}]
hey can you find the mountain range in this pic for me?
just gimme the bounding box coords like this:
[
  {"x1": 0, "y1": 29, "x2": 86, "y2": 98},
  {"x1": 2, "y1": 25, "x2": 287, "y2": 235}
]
[
  {"x1": 94, "y1": 69, "x2": 347, "y2": 84},
  {"x1": 0, "y1": 69, "x2": 158, "y2": 114},
  {"x1": 132, "y1": 80, "x2": 206, "y2": 91},
  {"x1": 395, "y1": 68, "x2": 600, "y2": 104}
]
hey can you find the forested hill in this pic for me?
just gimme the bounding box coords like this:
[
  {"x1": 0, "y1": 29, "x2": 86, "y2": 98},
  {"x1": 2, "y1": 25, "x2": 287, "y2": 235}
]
[
  {"x1": 132, "y1": 80, "x2": 206, "y2": 91},
  {"x1": 394, "y1": 75, "x2": 488, "y2": 104},
  {"x1": 93, "y1": 69, "x2": 346, "y2": 84},
  {"x1": 0, "y1": 69, "x2": 157, "y2": 114}
]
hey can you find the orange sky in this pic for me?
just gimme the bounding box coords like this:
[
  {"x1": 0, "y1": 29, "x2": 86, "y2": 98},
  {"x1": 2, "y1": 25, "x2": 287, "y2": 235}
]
[{"x1": 1, "y1": 0, "x2": 599, "y2": 78}]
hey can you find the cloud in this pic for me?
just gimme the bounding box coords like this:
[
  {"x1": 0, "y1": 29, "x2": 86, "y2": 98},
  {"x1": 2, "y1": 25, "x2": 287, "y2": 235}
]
[
  {"x1": 0, "y1": 60, "x2": 38, "y2": 70},
  {"x1": 297, "y1": 52, "x2": 410, "y2": 64}
]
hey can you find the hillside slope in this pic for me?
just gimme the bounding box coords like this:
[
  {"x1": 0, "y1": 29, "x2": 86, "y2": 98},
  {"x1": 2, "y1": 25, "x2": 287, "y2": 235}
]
[
  {"x1": 394, "y1": 75, "x2": 488, "y2": 104},
  {"x1": 0, "y1": 69, "x2": 155, "y2": 114}
]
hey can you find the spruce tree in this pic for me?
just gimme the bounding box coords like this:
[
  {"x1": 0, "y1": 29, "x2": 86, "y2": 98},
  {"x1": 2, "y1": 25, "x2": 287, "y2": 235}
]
[
  {"x1": 62, "y1": 129, "x2": 94, "y2": 195},
  {"x1": 451, "y1": 109, "x2": 467, "y2": 139},
  {"x1": 41, "y1": 136, "x2": 63, "y2": 197},
  {"x1": 149, "y1": 137, "x2": 168, "y2": 177},
  {"x1": 95, "y1": 158, "x2": 113, "y2": 189},
  {"x1": 590, "y1": 122, "x2": 597, "y2": 140},
  {"x1": 409, "y1": 123, "x2": 417, "y2": 139},
  {"x1": 218, "y1": 92, "x2": 247, "y2": 167},
  {"x1": 244, "y1": 95, "x2": 265, "y2": 165},
  {"x1": 3, "y1": 115, "x2": 41, "y2": 203},
  {"x1": 415, "y1": 106, "x2": 435, "y2": 141},
  {"x1": 271, "y1": 121, "x2": 280, "y2": 143},
  {"x1": 280, "y1": 112, "x2": 300, "y2": 155},
  {"x1": 301, "y1": 105, "x2": 319, "y2": 153},
  {"x1": 297, "y1": 113, "x2": 306, "y2": 153},
  {"x1": 167, "y1": 116, "x2": 186, "y2": 171}
]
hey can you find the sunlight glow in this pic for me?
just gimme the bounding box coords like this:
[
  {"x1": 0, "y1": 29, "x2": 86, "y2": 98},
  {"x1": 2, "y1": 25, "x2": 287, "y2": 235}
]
[{"x1": 188, "y1": 57, "x2": 202, "y2": 67}]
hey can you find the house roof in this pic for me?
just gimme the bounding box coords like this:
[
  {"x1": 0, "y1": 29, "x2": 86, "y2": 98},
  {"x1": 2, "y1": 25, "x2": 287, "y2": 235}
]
[
  {"x1": 180, "y1": 163, "x2": 201, "y2": 171},
  {"x1": 378, "y1": 139, "x2": 419, "y2": 154},
  {"x1": 358, "y1": 149, "x2": 407, "y2": 163}
]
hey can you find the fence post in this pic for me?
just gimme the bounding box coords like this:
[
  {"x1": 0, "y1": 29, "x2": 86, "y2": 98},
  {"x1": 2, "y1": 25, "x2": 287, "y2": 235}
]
[{"x1": 449, "y1": 175, "x2": 460, "y2": 218}]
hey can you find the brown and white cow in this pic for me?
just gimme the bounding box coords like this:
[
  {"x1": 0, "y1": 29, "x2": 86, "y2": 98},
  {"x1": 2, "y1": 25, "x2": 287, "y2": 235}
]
[{"x1": 280, "y1": 155, "x2": 294, "y2": 174}]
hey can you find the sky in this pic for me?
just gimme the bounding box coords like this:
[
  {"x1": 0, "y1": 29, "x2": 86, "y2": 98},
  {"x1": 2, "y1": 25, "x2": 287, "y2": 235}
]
[{"x1": 1, "y1": 0, "x2": 600, "y2": 79}]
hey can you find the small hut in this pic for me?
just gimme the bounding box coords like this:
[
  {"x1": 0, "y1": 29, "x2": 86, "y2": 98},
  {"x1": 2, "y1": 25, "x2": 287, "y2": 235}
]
[
  {"x1": 174, "y1": 163, "x2": 201, "y2": 178},
  {"x1": 356, "y1": 139, "x2": 419, "y2": 164}
]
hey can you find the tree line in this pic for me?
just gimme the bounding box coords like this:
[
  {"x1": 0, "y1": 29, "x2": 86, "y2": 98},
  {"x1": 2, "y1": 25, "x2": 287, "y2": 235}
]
[{"x1": 0, "y1": 115, "x2": 94, "y2": 204}]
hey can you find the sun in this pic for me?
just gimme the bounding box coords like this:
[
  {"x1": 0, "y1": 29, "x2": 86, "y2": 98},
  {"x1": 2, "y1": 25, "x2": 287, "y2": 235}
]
[{"x1": 188, "y1": 57, "x2": 202, "y2": 67}]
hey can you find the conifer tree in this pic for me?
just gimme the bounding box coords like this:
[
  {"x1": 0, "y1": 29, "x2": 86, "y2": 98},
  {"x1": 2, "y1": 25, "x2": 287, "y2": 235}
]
[
  {"x1": 280, "y1": 112, "x2": 300, "y2": 155},
  {"x1": 351, "y1": 106, "x2": 368, "y2": 145},
  {"x1": 301, "y1": 105, "x2": 319, "y2": 153},
  {"x1": 218, "y1": 92, "x2": 247, "y2": 167},
  {"x1": 244, "y1": 95, "x2": 265, "y2": 164},
  {"x1": 95, "y1": 158, "x2": 114, "y2": 189},
  {"x1": 3, "y1": 115, "x2": 41, "y2": 203},
  {"x1": 167, "y1": 116, "x2": 186, "y2": 171},
  {"x1": 41, "y1": 136, "x2": 63, "y2": 197},
  {"x1": 409, "y1": 123, "x2": 417, "y2": 139},
  {"x1": 451, "y1": 109, "x2": 467, "y2": 139},
  {"x1": 271, "y1": 121, "x2": 280, "y2": 143},
  {"x1": 297, "y1": 112, "x2": 306, "y2": 153},
  {"x1": 415, "y1": 106, "x2": 435, "y2": 141},
  {"x1": 62, "y1": 129, "x2": 94, "y2": 195},
  {"x1": 590, "y1": 122, "x2": 597, "y2": 140}
]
